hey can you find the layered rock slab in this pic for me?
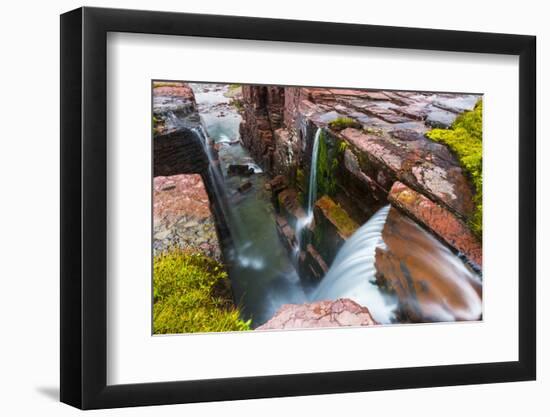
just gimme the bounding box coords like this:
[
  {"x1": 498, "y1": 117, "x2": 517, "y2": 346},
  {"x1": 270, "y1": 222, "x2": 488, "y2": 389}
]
[
  {"x1": 257, "y1": 298, "x2": 377, "y2": 330},
  {"x1": 153, "y1": 174, "x2": 222, "y2": 261},
  {"x1": 388, "y1": 181, "x2": 482, "y2": 266}
]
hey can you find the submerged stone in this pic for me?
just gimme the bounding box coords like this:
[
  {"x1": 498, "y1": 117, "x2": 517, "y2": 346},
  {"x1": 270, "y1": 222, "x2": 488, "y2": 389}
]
[{"x1": 227, "y1": 164, "x2": 254, "y2": 176}]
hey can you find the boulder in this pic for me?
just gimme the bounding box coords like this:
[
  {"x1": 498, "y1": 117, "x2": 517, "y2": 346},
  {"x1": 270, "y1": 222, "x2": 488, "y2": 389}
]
[{"x1": 257, "y1": 298, "x2": 378, "y2": 330}]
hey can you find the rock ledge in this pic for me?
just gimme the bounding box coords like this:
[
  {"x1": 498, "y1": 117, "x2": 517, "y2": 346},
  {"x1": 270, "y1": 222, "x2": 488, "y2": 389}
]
[{"x1": 257, "y1": 298, "x2": 378, "y2": 330}]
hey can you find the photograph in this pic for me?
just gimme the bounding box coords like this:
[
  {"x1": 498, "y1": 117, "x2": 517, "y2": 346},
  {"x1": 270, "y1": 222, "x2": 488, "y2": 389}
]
[{"x1": 152, "y1": 81, "x2": 483, "y2": 334}]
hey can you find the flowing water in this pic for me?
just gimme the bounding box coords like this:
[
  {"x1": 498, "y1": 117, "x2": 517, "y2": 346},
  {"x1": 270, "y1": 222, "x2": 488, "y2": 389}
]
[
  {"x1": 313, "y1": 205, "x2": 398, "y2": 323},
  {"x1": 189, "y1": 84, "x2": 307, "y2": 326},
  {"x1": 294, "y1": 127, "x2": 321, "y2": 258},
  {"x1": 306, "y1": 128, "x2": 322, "y2": 223}
]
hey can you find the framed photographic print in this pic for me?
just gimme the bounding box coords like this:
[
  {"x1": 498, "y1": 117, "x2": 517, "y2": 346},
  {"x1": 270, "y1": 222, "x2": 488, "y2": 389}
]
[{"x1": 60, "y1": 6, "x2": 536, "y2": 409}]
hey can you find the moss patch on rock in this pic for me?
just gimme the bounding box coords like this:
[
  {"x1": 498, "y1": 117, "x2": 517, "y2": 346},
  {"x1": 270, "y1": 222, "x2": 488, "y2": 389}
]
[
  {"x1": 316, "y1": 130, "x2": 348, "y2": 198},
  {"x1": 426, "y1": 100, "x2": 483, "y2": 238},
  {"x1": 316, "y1": 195, "x2": 359, "y2": 238},
  {"x1": 153, "y1": 250, "x2": 251, "y2": 334},
  {"x1": 328, "y1": 117, "x2": 362, "y2": 131}
]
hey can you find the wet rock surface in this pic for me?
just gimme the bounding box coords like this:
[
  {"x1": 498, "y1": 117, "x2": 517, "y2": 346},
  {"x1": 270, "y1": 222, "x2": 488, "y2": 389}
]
[
  {"x1": 240, "y1": 85, "x2": 481, "y2": 295},
  {"x1": 257, "y1": 298, "x2": 377, "y2": 330},
  {"x1": 388, "y1": 181, "x2": 482, "y2": 266},
  {"x1": 240, "y1": 86, "x2": 479, "y2": 222},
  {"x1": 340, "y1": 126, "x2": 475, "y2": 219},
  {"x1": 153, "y1": 82, "x2": 200, "y2": 135},
  {"x1": 375, "y1": 207, "x2": 482, "y2": 322},
  {"x1": 153, "y1": 174, "x2": 222, "y2": 261}
]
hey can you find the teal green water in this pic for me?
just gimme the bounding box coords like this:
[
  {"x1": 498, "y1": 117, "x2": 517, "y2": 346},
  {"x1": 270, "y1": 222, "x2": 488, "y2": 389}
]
[{"x1": 190, "y1": 83, "x2": 307, "y2": 327}]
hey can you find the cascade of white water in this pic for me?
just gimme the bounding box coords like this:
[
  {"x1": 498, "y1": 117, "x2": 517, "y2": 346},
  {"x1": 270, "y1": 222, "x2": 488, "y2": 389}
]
[
  {"x1": 294, "y1": 127, "x2": 322, "y2": 257},
  {"x1": 312, "y1": 205, "x2": 397, "y2": 323},
  {"x1": 192, "y1": 126, "x2": 246, "y2": 244},
  {"x1": 306, "y1": 127, "x2": 322, "y2": 223}
]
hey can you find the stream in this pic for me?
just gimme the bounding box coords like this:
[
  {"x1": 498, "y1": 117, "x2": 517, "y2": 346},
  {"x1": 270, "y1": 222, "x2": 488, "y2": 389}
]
[{"x1": 190, "y1": 84, "x2": 308, "y2": 326}]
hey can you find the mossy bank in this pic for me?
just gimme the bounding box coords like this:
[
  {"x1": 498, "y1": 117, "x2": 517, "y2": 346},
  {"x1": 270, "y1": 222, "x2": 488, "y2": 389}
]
[
  {"x1": 153, "y1": 250, "x2": 251, "y2": 334},
  {"x1": 426, "y1": 100, "x2": 483, "y2": 238}
]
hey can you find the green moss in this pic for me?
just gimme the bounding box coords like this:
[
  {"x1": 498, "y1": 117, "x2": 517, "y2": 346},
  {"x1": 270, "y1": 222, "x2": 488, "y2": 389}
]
[
  {"x1": 153, "y1": 250, "x2": 251, "y2": 334},
  {"x1": 426, "y1": 100, "x2": 483, "y2": 238},
  {"x1": 314, "y1": 131, "x2": 350, "y2": 199},
  {"x1": 328, "y1": 117, "x2": 362, "y2": 131},
  {"x1": 316, "y1": 195, "x2": 359, "y2": 238},
  {"x1": 316, "y1": 131, "x2": 337, "y2": 196}
]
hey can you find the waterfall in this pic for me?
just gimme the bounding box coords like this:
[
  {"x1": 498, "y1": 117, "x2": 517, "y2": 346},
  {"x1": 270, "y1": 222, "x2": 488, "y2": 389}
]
[
  {"x1": 294, "y1": 127, "x2": 322, "y2": 257},
  {"x1": 312, "y1": 205, "x2": 397, "y2": 324},
  {"x1": 191, "y1": 126, "x2": 245, "y2": 244},
  {"x1": 306, "y1": 127, "x2": 322, "y2": 224}
]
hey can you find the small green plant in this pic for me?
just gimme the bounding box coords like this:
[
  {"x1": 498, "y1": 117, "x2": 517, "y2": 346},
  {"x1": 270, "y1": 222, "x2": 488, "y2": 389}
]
[
  {"x1": 426, "y1": 100, "x2": 483, "y2": 238},
  {"x1": 328, "y1": 117, "x2": 361, "y2": 131},
  {"x1": 338, "y1": 140, "x2": 348, "y2": 153},
  {"x1": 153, "y1": 250, "x2": 251, "y2": 334}
]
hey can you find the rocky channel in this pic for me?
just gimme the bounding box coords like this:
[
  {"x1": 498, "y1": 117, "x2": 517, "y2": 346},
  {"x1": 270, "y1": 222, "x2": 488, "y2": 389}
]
[
  {"x1": 239, "y1": 85, "x2": 482, "y2": 324},
  {"x1": 153, "y1": 81, "x2": 483, "y2": 330}
]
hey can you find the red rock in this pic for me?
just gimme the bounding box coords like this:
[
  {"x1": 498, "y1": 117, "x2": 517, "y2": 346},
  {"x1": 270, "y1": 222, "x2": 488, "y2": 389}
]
[
  {"x1": 154, "y1": 174, "x2": 213, "y2": 221},
  {"x1": 277, "y1": 188, "x2": 306, "y2": 225},
  {"x1": 301, "y1": 244, "x2": 329, "y2": 281},
  {"x1": 388, "y1": 181, "x2": 482, "y2": 266},
  {"x1": 153, "y1": 174, "x2": 222, "y2": 260},
  {"x1": 340, "y1": 127, "x2": 475, "y2": 219},
  {"x1": 152, "y1": 83, "x2": 195, "y2": 99},
  {"x1": 257, "y1": 298, "x2": 377, "y2": 330}
]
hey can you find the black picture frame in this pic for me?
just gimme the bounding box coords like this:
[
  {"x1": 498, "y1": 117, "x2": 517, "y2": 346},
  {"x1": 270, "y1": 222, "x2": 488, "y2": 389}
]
[{"x1": 60, "y1": 6, "x2": 536, "y2": 410}]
